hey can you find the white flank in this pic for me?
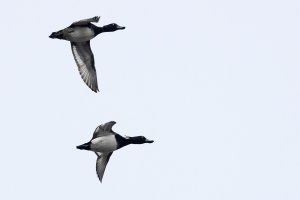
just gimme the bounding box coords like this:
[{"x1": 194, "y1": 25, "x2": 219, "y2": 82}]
[{"x1": 91, "y1": 135, "x2": 118, "y2": 153}]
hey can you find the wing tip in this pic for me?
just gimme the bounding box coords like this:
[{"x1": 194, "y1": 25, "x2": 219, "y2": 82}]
[
  {"x1": 84, "y1": 82, "x2": 98, "y2": 93},
  {"x1": 99, "y1": 177, "x2": 103, "y2": 183},
  {"x1": 91, "y1": 87, "x2": 99, "y2": 93},
  {"x1": 96, "y1": 172, "x2": 103, "y2": 183},
  {"x1": 94, "y1": 16, "x2": 100, "y2": 22}
]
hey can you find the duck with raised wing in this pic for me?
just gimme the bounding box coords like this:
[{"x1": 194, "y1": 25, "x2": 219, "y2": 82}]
[
  {"x1": 49, "y1": 16, "x2": 125, "y2": 92},
  {"x1": 77, "y1": 121, "x2": 154, "y2": 182}
]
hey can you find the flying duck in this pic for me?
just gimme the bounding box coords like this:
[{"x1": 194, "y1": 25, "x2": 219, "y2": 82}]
[
  {"x1": 49, "y1": 16, "x2": 125, "y2": 92},
  {"x1": 77, "y1": 121, "x2": 154, "y2": 182}
]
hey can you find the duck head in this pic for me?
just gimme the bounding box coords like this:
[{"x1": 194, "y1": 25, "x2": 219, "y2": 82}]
[
  {"x1": 127, "y1": 136, "x2": 154, "y2": 144},
  {"x1": 102, "y1": 23, "x2": 126, "y2": 32}
]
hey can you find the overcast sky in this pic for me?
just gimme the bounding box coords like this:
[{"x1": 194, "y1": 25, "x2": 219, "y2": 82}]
[{"x1": 1, "y1": 0, "x2": 300, "y2": 199}]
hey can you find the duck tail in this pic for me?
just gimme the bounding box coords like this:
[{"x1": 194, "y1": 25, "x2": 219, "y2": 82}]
[
  {"x1": 49, "y1": 30, "x2": 64, "y2": 39},
  {"x1": 76, "y1": 142, "x2": 91, "y2": 150}
]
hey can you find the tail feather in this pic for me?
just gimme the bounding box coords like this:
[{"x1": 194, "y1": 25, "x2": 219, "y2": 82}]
[
  {"x1": 76, "y1": 142, "x2": 91, "y2": 150},
  {"x1": 49, "y1": 30, "x2": 64, "y2": 39}
]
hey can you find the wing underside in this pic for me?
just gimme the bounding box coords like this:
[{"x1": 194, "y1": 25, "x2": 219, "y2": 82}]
[
  {"x1": 96, "y1": 152, "x2": 113, "y2": 182},
  {"x1": 71, "y1": 41, "x2": 99, "y2": 92}
]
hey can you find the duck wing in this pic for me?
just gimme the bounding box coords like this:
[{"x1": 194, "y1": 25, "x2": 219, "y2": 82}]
[
  {"x1": 92, "y1": 121, "x2": 117, "y2": 139},
  {"x1": 71, "y1": 16, "x2": 100, "y2": 26},
  {"x1": 71, "y1": 41, "x2": 99, "y2": 92},
  {"x1": 95, "y1": 152, "x2": 113, "y2": 183}
]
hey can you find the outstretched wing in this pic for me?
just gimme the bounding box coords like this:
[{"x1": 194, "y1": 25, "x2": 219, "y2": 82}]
[
  {"x1": 71, "y1": 41, "x2": 99, "y2": 92},
  {"x1": 71, "y1": 16, "x2": 100, "y2": 26},
  {"x1": 92, "y1": 121, "x2": 116, "y2": 139},
  {"x1": 96, "y1": 152, "x2": 113, "y2": 183}
]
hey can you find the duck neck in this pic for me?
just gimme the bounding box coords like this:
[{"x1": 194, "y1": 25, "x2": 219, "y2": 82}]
[
  {"x1": 115, "y1": 134, "x2": 131, "y2": 149},
  {"x1": 94, "y1": 26, "x2": 104, "y2": 35}
]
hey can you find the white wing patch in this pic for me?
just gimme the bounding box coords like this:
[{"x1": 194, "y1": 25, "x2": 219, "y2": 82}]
[{"x1": 73, "y1": 45, "x2": 85, "y2": 66}]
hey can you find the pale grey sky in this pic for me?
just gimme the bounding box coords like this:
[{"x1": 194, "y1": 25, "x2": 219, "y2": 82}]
[{"x1": 1, "y1": 0, "x2": 300, "y2": 199}]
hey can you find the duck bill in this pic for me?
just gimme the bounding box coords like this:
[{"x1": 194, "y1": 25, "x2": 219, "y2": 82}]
[
  {"x1": 145, "y1": 139, "x2": 154, "y2": 143},
  {"x1": 117, "y1": 25, "x2": 125, "y2": 30}
]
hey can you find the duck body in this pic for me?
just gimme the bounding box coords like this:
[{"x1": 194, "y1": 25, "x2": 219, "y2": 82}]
[
  {"x1": 51, "y1": 24, "x2": 101, "y2": 42},
  {"x1": 76, "y1": 121, "x2": 153, "y2": 182},
  {"x1": 90, "y1": 135, "x2": 119, "y2": 153},
  {"x1": 49, "y1": 16, "x2": 125, "y2": 92},
  {"x1": 64, "y1": 26, "x2": 96, "y2": 42}
]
